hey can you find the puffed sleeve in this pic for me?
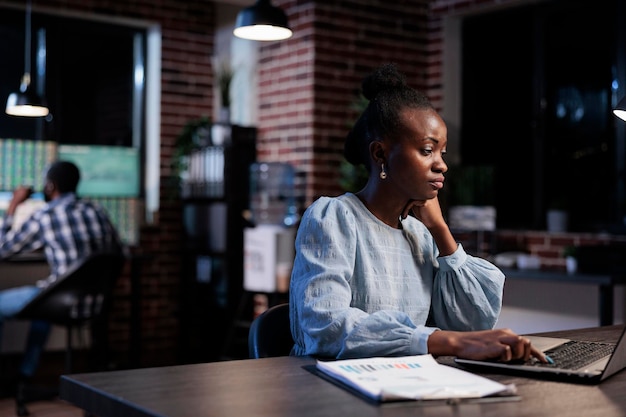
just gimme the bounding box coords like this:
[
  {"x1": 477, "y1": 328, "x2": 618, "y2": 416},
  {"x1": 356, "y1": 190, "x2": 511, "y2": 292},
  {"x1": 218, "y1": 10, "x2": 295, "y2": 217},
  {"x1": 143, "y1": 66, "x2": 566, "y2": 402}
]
[{"x1": 430, "y1": 242, "x2": 505, "y2": 331}]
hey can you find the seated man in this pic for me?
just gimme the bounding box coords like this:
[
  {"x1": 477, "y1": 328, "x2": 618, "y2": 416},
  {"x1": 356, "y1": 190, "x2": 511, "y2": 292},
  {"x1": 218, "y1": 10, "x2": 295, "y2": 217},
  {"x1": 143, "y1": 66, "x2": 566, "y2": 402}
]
[{"x1": 0, "y1": 160, "x2": 124, "y2": 386}]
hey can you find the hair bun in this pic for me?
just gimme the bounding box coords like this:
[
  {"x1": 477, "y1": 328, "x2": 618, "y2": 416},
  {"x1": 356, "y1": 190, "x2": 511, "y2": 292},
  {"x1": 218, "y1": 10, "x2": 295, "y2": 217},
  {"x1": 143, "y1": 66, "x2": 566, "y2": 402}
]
[{"x1": 361, "y1": 63, "x2": 407, "y2": 101}]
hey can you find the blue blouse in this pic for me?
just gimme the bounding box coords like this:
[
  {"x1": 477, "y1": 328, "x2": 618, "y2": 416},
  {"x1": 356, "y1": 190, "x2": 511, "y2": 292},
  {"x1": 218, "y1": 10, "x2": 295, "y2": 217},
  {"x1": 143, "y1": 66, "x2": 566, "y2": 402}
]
[{"x1": 289, "y1": 193, "x2": 505, "y2": 359}]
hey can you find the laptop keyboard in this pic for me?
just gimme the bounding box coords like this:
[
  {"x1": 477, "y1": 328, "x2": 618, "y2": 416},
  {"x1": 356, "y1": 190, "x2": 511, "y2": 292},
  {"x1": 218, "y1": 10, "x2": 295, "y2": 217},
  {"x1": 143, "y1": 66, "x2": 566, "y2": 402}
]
[{"x1": 537, "y1": 341, "x2": 615, "y2": 370}]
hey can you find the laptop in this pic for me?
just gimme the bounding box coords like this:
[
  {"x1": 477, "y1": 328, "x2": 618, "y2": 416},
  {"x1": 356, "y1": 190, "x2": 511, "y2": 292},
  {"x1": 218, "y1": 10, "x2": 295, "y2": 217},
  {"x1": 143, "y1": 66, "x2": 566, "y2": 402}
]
[{"x1": 454, "y1": 326, "x2": 626, "y2": 384}]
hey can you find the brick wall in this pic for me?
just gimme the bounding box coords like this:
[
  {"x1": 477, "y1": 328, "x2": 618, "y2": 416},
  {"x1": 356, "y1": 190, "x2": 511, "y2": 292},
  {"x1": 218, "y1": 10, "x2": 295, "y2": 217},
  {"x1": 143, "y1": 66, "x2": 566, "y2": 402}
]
[
  {"x1": 494, "y1": 230, "x2": 626, "y2": 272},
  {"x1": 458, "y1": 229, "x2": 626, "y2": 272},
  {"x1": 256, "y1": 0, "x2": 431, "y2": 205}
]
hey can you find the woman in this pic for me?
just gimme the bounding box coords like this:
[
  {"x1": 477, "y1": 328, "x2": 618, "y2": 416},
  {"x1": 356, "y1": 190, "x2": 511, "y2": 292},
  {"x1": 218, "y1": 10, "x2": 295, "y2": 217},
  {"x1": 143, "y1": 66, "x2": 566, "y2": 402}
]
[{"x1": 289, "y1": 63, "x2": 545, "y2": 363}]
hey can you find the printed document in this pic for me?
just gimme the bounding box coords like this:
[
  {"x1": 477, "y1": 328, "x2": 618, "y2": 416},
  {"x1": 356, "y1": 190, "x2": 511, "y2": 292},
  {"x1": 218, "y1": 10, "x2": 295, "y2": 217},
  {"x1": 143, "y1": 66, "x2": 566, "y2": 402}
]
[{"x1": 316, "y1": 354, "x2": 513, "y2": 402}]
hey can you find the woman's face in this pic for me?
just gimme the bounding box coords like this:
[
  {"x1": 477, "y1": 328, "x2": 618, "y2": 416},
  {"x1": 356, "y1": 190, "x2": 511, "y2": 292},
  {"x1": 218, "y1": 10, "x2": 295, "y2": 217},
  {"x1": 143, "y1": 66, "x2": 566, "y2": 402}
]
[{"x1": 384, "y1": 108, "x2": 448, "y2": 201}]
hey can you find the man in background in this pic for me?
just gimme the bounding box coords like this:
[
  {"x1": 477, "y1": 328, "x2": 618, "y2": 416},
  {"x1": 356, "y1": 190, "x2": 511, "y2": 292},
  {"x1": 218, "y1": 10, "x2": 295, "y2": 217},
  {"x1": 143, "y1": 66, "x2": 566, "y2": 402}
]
[{"x1": 0, "y1": 160, "x2": 124, "y2": 390}]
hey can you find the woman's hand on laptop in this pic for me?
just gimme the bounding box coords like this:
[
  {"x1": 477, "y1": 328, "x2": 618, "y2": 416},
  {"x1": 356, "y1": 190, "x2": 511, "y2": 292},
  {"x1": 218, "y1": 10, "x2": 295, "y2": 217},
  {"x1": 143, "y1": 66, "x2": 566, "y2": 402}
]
[{"x1": 427, "y1": 328, "x2": 550, "y2": 363}]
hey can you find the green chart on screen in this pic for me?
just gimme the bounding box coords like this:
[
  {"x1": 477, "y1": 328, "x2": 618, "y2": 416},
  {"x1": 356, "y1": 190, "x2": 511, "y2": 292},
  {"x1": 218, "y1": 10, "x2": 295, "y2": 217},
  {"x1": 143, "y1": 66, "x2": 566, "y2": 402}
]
[{"x1": 58, "y1": 144, "x2": 140, "y2": 197}]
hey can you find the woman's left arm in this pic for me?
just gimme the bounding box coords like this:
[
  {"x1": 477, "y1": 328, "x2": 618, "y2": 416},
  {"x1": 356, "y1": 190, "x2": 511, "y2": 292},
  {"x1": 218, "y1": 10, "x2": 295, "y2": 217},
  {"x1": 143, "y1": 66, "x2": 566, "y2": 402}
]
[
  {"x1": 407, "y1": 198, "x2": 505, "y2": 331},
  {"x1": 431, "y1": 245, "x2": 505, "y2": 331}
]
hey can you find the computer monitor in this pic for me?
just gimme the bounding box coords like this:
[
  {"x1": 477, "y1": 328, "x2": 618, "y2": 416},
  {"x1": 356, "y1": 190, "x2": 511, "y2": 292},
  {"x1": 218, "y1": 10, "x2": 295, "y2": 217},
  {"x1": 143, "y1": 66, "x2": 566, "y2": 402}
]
[
  {"x1": 0, "y1": 138, "x2": 57, "y2": 192},
  {"x1": 58, "y1": 144, "x2": 140, "y2": 198}
]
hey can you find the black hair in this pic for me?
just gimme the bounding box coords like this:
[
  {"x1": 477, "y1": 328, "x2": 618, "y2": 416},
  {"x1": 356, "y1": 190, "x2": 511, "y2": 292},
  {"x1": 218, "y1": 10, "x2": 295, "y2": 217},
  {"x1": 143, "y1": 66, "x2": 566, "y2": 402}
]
[
  {"x1": 46, "y1": 160, "x2": 81, "y2": 193},
  {"x1": 343, "y1": 63, "x2": 434, "y2": 170}
]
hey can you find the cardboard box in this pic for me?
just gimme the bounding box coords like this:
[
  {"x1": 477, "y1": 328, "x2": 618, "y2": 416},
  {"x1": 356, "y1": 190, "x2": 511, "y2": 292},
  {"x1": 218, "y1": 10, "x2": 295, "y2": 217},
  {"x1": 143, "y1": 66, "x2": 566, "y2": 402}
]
[
  {"x1": 448, "y1": 205, "x2": 496, "y2": 231},
  {"x1": 244, "y1": 225, "x2": 296, "y2": 293}
]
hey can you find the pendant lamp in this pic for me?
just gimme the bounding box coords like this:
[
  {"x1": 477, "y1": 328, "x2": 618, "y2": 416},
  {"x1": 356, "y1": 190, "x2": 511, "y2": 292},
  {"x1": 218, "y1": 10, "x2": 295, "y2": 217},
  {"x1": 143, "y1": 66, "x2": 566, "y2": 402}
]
[
  {"x1": 6, "y1": 0, "x2": 49, "y2": 117},
  {"x1": 233, "y1": 0, "x2": 292, "y2": 42},
  {"x1": 613, "y1": 96, "x2": 626, "y2": 122}
]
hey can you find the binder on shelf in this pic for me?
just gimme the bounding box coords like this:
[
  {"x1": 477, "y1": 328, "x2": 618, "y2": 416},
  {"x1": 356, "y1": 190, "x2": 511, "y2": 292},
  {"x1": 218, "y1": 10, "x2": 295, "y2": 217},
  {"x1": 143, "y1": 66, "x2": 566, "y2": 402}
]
[{"x1": 182, "y1": 145, "x2": 225, "y2": 198}]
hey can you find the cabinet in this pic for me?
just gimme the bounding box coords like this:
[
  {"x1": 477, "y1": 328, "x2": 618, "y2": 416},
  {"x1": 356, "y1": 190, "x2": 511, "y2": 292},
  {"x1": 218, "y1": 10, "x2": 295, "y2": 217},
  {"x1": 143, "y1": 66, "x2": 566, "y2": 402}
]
[{"x1": 178, "y1": 125, "x2": 256, "y2": 363}]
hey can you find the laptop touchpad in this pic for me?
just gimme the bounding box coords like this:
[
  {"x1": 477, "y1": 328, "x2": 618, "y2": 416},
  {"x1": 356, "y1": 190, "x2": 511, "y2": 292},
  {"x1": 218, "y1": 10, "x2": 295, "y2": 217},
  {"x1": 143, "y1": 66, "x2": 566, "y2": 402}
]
[{"x1": 525, "y1": 336, "x2": 571, "y2": 352}]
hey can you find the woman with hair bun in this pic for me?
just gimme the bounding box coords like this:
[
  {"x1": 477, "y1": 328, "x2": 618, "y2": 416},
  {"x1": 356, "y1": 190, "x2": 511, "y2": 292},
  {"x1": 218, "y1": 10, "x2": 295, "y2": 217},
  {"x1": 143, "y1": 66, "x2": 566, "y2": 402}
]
[{"x1": 289, "y1": 63, "x2": 546, "y2": 363}]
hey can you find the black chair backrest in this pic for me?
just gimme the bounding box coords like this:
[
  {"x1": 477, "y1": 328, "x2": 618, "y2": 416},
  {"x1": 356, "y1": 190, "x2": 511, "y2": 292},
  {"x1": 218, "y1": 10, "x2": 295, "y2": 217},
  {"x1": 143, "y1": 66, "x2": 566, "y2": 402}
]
[
  {"x1": 15, "y1": 252, "x2": 126, "y2": 325},
  {"x1": 248, "y1": 303, "x2": 293, "y2": 359}
]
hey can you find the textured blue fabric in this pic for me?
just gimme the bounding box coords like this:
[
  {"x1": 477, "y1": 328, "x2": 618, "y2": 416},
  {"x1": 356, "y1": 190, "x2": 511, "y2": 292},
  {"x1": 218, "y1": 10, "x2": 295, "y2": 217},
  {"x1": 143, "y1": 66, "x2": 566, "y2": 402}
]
[{"x1": 289, "y1": 193, "x2": 505, "y2": 359}]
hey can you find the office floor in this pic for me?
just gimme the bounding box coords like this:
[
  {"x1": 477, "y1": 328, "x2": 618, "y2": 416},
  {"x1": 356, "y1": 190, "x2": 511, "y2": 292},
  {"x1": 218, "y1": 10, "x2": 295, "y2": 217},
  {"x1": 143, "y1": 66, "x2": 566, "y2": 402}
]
[
  {"x1": 0, "y1": 397, "x2": 83, "y2": 417},
  {"x1": 0, "y1": 351, "x2": 85, "y2": 417}
]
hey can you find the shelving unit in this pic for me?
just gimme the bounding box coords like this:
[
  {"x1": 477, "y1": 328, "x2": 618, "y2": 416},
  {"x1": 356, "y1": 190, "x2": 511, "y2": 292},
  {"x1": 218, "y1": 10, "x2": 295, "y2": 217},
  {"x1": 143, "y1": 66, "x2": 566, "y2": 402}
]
[{"x1": 178, "y1": 125, "x2": 256, "y2": 363}]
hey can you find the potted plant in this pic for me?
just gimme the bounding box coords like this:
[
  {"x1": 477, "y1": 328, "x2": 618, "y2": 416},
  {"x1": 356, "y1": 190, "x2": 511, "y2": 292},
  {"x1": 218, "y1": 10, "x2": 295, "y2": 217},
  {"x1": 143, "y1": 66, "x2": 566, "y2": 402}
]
[
  {"x1": 215, "y1": 60, "x2": 233, "y2": 123},
  {"x1": 563, "y1": 245, "x2": 578, "y2": 274},
  {"x1": 171, "y1": 116, "x2": 212, "y2": 193},
  {"x1": 547, "y1": 196, "x2": 569, "y2": 233}
]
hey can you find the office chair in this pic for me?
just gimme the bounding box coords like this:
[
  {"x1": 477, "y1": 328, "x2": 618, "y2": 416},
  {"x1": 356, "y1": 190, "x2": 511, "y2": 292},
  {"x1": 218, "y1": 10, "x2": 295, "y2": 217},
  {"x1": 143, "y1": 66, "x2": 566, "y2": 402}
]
[
  {"x1": 11, "y1": 251, "x2": 126, "y2": 416},
  {"x1": 248, "y1": 303, "x2": 293, "y2": 359}
]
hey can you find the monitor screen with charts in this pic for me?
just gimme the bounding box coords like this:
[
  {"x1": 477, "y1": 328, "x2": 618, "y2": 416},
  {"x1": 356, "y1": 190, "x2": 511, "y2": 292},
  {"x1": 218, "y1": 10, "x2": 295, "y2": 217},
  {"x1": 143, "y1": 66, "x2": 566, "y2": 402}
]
[{"x1": 58, "y1": 144, "x2": 140, "y2": 198}]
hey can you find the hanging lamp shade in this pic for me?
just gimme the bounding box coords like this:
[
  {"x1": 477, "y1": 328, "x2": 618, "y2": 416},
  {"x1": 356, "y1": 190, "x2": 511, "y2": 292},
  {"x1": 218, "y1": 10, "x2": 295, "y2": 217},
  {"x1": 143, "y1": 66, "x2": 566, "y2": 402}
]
[
  {"x1": 233, "y1": 0, "x2": 292, "y2": 41},
  {"x1": 6, "y1": 73, "x2": 49, "y2": 117},
  {"x1": 6, "y1": 0, "x2": 49, "y2": 117},
  {"x1": 613, "y1": 96, "x2": 626, "y2": 122}
]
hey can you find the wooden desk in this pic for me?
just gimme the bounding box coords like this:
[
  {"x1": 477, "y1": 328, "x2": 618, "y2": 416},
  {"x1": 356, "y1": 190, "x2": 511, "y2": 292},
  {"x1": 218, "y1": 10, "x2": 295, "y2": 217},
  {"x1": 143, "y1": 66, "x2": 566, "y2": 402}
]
[
  {"x1": 501, "y1": 268, "x2": 626, "y2": 326},
  {"x1": 0, "y1": 252, "x2": 48, "y2": 290},
  {"x1": 59, "y1": 326, "x2": 626, "y2": 417}
]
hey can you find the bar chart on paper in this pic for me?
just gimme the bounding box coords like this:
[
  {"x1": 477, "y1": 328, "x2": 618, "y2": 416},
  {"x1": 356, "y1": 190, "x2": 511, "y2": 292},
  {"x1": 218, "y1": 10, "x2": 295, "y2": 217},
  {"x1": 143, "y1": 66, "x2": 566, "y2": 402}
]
[{"x1": 315, "y1": 355, "x2": 510, "y2": 402}]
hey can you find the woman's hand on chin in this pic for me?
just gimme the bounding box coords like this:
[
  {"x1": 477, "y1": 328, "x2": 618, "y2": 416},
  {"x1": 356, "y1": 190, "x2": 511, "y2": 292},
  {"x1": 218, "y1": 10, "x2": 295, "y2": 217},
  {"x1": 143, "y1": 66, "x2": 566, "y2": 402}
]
[{"x1": 401, "y1": 199, "x2": 426, "y2": 220}]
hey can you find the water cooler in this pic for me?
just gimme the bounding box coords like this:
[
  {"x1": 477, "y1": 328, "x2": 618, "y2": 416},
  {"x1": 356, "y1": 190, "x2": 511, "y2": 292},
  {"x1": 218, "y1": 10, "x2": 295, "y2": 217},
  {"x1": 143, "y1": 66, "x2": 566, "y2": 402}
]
[{"x1": 244, "y1": 162, "x2": 298, "y2": 315}]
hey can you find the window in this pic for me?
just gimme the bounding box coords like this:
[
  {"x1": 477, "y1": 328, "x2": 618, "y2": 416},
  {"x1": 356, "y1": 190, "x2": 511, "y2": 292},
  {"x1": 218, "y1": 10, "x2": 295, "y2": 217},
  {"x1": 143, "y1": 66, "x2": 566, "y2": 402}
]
[
  {"x1": 0, "y1": 7, "x2": 142, "y2": 147},
  {"x1": 460, "y1": 0, "x2": 621, "y2": 232},
  {"x1": 0, "y1": 5, "x2": 161, "y2": 238}
]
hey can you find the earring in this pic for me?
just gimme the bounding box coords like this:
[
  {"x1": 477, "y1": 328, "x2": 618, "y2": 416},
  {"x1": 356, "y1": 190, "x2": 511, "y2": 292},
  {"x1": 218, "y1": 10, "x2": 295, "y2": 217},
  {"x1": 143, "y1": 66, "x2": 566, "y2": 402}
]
[{"x1": 379, "y1": 163, "x2": 387, "y2": 180}]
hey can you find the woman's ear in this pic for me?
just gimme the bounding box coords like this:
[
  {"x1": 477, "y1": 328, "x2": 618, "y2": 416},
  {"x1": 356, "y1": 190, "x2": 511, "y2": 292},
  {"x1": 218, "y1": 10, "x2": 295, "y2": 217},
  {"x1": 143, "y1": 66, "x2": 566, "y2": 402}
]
[{"x1": 369, "y1": 140, "x2": 386, "y2": 164}]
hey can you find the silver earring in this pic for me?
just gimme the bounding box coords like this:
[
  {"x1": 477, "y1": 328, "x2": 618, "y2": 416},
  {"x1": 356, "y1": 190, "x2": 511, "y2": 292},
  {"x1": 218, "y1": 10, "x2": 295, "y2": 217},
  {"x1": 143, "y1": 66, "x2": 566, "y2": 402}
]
[{"x1": 379, "y1": 163, "x2": 387, "y2": 180}]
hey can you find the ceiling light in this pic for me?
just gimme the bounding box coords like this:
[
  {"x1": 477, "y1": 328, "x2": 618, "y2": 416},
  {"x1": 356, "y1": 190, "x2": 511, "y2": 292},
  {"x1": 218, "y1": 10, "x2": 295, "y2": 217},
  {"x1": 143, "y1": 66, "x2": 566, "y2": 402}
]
[
  {"x1": 233, "y1": 0, "x2": 292, "y2": 42},
  {"x1": 613, "y1": 96, "x2": 626, "y2": 122},
  {"x1": 6, "y1": 0, "x2": 49, "y2": 117}
]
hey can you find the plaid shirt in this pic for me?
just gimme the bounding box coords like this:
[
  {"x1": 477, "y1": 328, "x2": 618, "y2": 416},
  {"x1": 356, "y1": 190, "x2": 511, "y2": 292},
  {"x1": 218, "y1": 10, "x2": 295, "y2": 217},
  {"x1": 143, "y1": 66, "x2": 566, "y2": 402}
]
[{"x1": 0, "y1": 193, "x2": 124, "y2": 287}]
